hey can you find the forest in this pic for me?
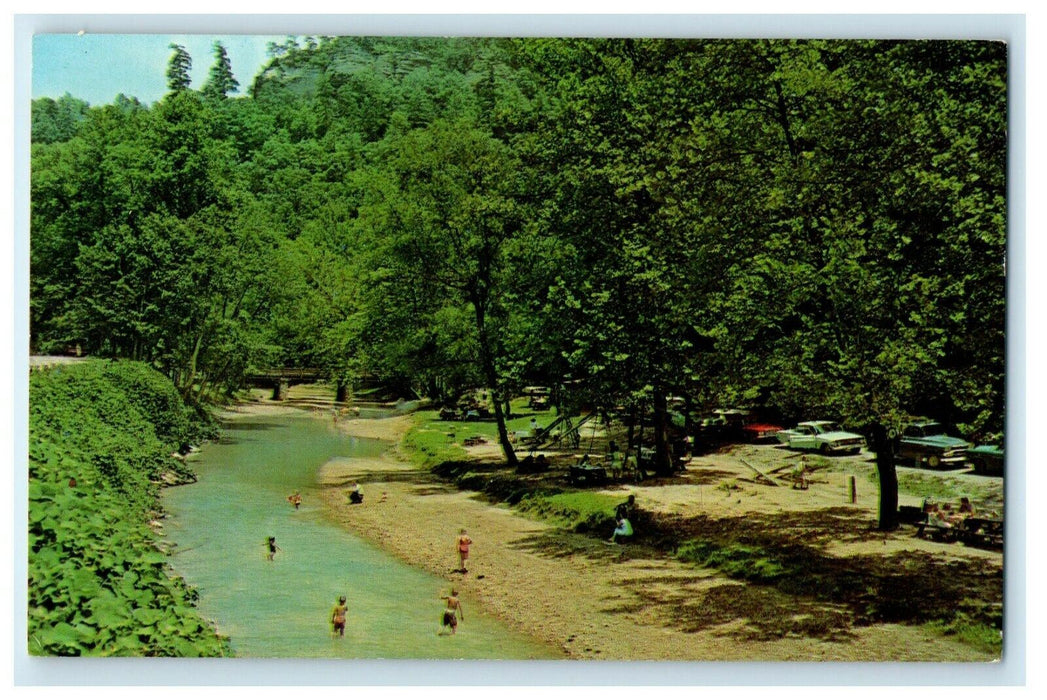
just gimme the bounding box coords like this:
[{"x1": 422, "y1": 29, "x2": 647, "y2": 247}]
[{"x1": 30, "y1": 37, "x2": 1007, "y2": 493}]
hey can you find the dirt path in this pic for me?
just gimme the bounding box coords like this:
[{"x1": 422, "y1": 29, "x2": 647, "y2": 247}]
[{"x1": 308, "y1": 409, "x2": 998, "y2": 662}]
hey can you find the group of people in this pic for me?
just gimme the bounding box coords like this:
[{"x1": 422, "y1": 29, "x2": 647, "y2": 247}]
[
  {"x1": 323, "y1": 529, "x2": 472, "y2": 639},
  {"x1": 926, "y1": 496, "x2": 976, "y2": 527},
  {"x1": 277, "y1": 481, "x2": 635, "y2": 639}
]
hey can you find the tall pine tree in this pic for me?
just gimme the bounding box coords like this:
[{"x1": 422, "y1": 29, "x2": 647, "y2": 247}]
[
  {"x1": 202, "y1": 41, "x2": 239, "y2": 100},
  {"x1": 166, "y1": 43, "x2": 192, "y2": 93}
]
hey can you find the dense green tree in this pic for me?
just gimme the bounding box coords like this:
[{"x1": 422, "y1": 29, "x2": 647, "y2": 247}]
[
  {"x1": 356, "y1": 118, "x2": 531, "y2": 464},
  {"x1": 31, "y1": 94, "x2": 90, "y2": 144}
]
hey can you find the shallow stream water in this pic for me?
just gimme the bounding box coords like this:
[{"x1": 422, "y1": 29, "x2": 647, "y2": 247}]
[{"x1": 162, "y1": 412, "x2": 557, "y2": 659}]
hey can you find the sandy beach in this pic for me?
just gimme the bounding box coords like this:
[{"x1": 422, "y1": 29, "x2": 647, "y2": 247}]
[{"x1": 283, "y1": 403, "x2": 1002, "y2": 662}]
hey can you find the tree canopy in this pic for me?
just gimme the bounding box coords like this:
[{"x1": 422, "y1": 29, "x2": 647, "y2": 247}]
[{"x1": 31, "y1": 37, "x2": 1008, "y2": 497}]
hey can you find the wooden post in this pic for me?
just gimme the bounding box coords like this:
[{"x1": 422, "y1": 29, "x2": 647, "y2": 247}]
[{"x1": 848, "y1": 475, "x2": 857, "y2": 504}]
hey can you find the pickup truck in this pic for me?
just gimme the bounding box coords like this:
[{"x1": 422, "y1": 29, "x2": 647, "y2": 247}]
[{"x1": 896, "y1": 420, "x2": 971, "y2": 469}]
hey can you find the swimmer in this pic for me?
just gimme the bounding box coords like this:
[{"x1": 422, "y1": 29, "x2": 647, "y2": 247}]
[
  {"x1": 456, "y1": 529, "x2": 473, "y2": 573},
  {"x1": 331, "y1": 595, "x2": 348, "y2": 637},
  {"x1": 440, "y1": 589, "x2": 464, "y2": 635},
  {"x1": 265, "y1": 536, "x2": 281, "y2": 561}
]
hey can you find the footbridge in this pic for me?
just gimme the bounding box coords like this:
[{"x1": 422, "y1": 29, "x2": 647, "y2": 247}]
[{"x1": 245, "y1": 368, "x2": 326, "y2": 400}]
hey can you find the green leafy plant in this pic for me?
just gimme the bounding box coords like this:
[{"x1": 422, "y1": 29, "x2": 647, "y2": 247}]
[{"x1": 28, "y1": 360, "x2": 229, "y2": 656}]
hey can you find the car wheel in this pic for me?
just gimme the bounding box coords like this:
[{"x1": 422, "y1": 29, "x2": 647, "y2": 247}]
[
  {"x1": 820, "y1": 443, "x2": 831, "y2": 455},
  {"x1": 927, "y1": 454, "x2": 941, "y2": 469}
]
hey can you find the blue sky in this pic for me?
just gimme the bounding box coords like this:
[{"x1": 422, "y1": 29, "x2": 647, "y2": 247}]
[{"x1": 32, "y1": 34, "x2": 285, "y2": 106}]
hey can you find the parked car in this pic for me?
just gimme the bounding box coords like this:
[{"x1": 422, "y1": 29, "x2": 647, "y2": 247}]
[
  {"x1": 695, "y1": 408, "x2": 783, "y2": 444},
  {"x1": 775, "y1": 421, "x2": 866, "y2": 455},
  {"x1": 742, "y1": 421, "x2": 785, "y2": 443},
  {"x1": 967, "y1": 444, "x2": 1004, "y2": 476},
  {"x1": 896, "y1": 419, "x2": 971, "y2": 469}
]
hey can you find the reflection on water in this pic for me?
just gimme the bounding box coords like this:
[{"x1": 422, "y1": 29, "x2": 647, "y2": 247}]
[{"x1": 163, "y1": 414, "x2": 557, "y2": 659}]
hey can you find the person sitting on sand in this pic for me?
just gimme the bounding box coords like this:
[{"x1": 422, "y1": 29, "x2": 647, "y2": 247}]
[
  {"x1": 331, "y1": 595, "x2": 348, "y2": 638},
  {"x1": 615, "y1": 494, "x2": 635, "y2": 521},
  {"x1": 440, "y1": 589, "x2": 464, "y2": 635},
  {"x1": 456, "y1": 528, "x2": 473, "y2": 573},
  {"x1": 287, "y1": 491, "x2": 303, "y2": 510},
  {"x1": 348, "y1": 482, "x2": 363, "y2": 505},
  {"x1": 609, "y1": 516, "x2": 633, "y2": 544}
]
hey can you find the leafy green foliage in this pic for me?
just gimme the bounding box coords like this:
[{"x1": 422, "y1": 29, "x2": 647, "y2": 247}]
[
  {"x1": 31, "y1": 94, "x2": 90, "y2": 143},
  {"x1": 31, "y1": 36, "x2": 1005, "y2": 460},
  {"x1": 28, "y1": 361, "x2": 228, "y2": 656}
]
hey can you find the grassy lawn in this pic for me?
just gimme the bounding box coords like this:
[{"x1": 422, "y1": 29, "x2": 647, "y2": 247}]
[{"x1": 402, "y1": 398, "x2": 559, "y2": 467}]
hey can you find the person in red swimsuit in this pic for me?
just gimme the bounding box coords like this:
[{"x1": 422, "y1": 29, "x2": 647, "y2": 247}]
[{"x1": 456, "y1": 529, "x2": 473, "y2": 573}]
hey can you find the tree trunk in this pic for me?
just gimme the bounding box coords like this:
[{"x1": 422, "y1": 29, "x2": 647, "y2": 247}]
[
  {"x1": 336, "y1": 381, "x2": 349, "y2": 403},
  {"x1": 871, "y1": 423, "x2": 899, "y2": 530},
  {"x1": 634, "y1": 405, "x2": 647, "y2": 479},
  {"x1": 472, "y1": 295, "x2": 517, "y2": 467},
  {"x1": 181, "y1": 325, "x2": 207, "y2": 399},
  {"x1": 652, "y1": 386, "x2": 672, "y2": 476}
]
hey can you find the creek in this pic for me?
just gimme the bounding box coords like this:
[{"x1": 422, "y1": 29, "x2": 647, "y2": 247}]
[{"x1": 162, "y1": 411, "x2": 557, "y2": 659}]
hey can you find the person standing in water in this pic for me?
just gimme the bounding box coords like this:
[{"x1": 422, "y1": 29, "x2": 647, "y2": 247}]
[
  {"x1": 440, "y1": 589, "x2": 464, "y2": 635},
  {"x1": 456, "y1": 528, "x2": 473, "y2": 573},
  {"x1": 265, "y1": 536, "x2": 281, "y2": 561},
  {"x1": 287, "y1": 491, "x2": 303, "y2": 510},
  {"x1": 331, "y1": 595, "x2": 348, "y2": 638}
]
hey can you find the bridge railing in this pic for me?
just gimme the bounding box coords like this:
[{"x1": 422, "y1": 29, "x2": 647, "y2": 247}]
[{"x1": 245, "y1": 368, "x2": 325, "y2": 382}]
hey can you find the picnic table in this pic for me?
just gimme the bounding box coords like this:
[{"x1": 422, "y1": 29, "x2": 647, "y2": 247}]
[
  {"x1": 958, "y1": 516, "x2": 1003, "y2": 547},
  {"x1": 568, "y1": 464, "x2": 608, "y2": 486},
  {"x1": 915, "y1": 514, "x2": 1003, "y2": 548}
]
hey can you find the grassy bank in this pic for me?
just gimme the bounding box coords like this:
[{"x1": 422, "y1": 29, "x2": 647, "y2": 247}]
[{"x1": 28, "y1": 360, "x2": 229, "y2": 656}]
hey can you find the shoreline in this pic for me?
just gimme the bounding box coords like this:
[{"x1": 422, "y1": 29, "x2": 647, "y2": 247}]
[
  {"x1": 308, "y1": 407, "x2": 994, "y2": 662},
  {"x1": 219, "y1": 397, "x2": 997, "y2": 661}
]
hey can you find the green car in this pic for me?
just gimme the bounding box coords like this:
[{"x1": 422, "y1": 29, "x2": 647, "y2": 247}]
[
  {"x1": 967, "y1": 445, "x2": 1004, "y2": 476},
  {"x1": 896, "y1": 419, "x2": 971, "y2": 469}
]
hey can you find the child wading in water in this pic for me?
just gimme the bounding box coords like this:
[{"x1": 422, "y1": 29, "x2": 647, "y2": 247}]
[
  {"x1": 287, "y1": 491, "x2": 303, "y2": 510},
  {"x1": 265, "y1": 536, "x2": 281, "y2": 561},
  {"x1": 456, "y1": 528, "x2": 473, "y2": 573},
  {"x1": 331, "y1": 595, "x2": 348, "y2": 638},
  {"x1": 440, "y1": 589, "x2": 464, "y2": 635}
]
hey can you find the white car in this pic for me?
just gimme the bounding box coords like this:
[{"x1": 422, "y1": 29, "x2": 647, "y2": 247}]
[{"x1": 775, "y1": 421, "x2": 866, "y2": 455}]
